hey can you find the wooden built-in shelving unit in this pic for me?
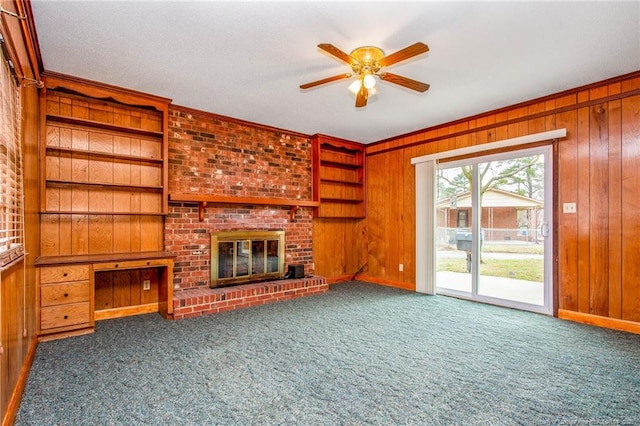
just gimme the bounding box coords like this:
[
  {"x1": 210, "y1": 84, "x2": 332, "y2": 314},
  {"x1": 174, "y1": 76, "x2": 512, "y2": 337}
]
[
  {"x1": 37, "y1": 72, "x2": 173, "y2": 339},
  {"x1": 312, "y1": 134, "x2": 366, "y2": 219},
  {"x1": 41, "y1": 102, "x2": 167, "y2": 217}
]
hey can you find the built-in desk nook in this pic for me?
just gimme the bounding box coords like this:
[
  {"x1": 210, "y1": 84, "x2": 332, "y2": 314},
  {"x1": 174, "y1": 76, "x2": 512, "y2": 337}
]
[{"x1": 36, "y1": 251, "x2": 175, "y2": 341}]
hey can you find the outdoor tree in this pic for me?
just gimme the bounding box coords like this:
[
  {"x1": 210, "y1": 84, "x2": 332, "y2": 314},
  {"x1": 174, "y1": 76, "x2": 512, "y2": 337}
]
[{"x1": 437, "y1": 155, "x2": 542, "y2": 200}]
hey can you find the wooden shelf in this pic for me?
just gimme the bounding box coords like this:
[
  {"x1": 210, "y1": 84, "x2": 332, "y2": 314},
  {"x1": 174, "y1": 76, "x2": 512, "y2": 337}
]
[
  {"x1": 40, "y1": 211, "x2": 167, "y2": 216},
  {"x1": 47, "y1": 114, "x2": 164, "y2": 138},
  {"x1": 316, "y1": 215, "x2": 366, "y2": 220},
  {"x1": 45, "y1": 146, "x2": 163, "y2": 164},
  {"x1": 312, "y1": 135, "x2": 366, "y2": 219},
  {"x1": 320, "y1": 159, "x2": 361, "y2": 169},
  {"x1": 320, "y1": 197, "x2": 364, "y2": 204},
  {"x1": 46, "y1": 179, "x2": 163, "y2": 192},
  {"x1": 169, "y1": 193, "x2": 320, "y2": 221},
  {"x1": 321, "y1": 178, "x2": 363, "y2": 186}
]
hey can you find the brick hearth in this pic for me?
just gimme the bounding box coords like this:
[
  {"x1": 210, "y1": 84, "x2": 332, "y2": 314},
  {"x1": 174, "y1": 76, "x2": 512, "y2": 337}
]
[{"x1": 171, "y1": 276, "x2": 328, "y2": 319}]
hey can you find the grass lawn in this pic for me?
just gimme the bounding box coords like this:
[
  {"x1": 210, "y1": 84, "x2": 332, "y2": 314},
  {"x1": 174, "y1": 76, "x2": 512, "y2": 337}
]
[
  {"x1": 482, "y1": 244, "x2": 544, "y2": 255},
  {"x1": 437, "y1": 258, "x2": 543, "y2": 282},
  {"x1": 438, "y1": 243, "x2": 544, "y2": 255}
]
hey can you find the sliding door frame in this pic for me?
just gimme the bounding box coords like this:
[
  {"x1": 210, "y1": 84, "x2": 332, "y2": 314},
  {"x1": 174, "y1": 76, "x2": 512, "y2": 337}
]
[
  {"x1": 435, "y1": 146, "x2": 554, "y2": 314},
  {"x1": 411, "y1": 129, "x2": 565, "y2": 305}
]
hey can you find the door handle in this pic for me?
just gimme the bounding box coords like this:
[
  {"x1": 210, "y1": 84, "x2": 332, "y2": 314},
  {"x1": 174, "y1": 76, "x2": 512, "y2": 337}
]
[{"x1": 540, "y1": 222, "x2": 550, "y2": 238}]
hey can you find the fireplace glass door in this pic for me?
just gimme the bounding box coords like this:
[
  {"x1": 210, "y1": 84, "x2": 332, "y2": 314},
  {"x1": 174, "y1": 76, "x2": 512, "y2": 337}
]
[{"x1": 211, "y1": 230, "x2": 285, "y2": 287}]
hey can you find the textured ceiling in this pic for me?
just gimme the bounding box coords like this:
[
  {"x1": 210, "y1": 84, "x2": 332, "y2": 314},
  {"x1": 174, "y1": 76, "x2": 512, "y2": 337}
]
[{"x1": 30, "y1": 1, "x2": 640, "y2": 144}]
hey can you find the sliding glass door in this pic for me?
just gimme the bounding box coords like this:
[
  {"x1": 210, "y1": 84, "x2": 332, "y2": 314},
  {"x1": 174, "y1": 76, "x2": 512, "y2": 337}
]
[{"x1": 435, "y1": 146, "x2": 552, "y2": 314}]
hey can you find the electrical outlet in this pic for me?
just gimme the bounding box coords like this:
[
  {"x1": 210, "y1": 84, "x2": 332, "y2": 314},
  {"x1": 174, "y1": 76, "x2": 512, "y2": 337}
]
[
  {"x1": 399, "y1": 263, "x2": 404, "y2": 272},
  {"x1": 563, "y1": 202, "x2": 577, "y2": 214},
  {"x1": 143, "y1": 280, "x2": 151, "y2": 291}
]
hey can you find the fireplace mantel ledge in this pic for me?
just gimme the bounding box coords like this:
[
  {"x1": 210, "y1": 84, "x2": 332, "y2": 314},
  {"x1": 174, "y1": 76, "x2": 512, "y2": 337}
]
[{"x1": 169, "y1": 193, "x2": 320, "y2": 221}]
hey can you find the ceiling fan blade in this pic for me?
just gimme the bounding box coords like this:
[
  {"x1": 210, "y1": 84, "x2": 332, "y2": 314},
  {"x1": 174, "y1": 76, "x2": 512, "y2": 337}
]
[
  {"x1": 355, "y1": 81, "x2": 368, "y2": 108},
  {"x1": 379, "y1": 72, "x2": 430, "y2": 92},
  {"x1": 300, "y1": 73, "x2": 352, "y2": 90},
  {"x1": 378, "y1": 42, "x2": 429, "y2": 67},
  {"x1": 318, "y1": 43, "x2": 358, "y2": 66}
]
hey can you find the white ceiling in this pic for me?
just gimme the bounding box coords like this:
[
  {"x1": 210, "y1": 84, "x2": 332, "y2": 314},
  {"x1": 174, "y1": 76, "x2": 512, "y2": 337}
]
[{"x1": 30, "y1": 1, "x2": 639, "y2": 144}]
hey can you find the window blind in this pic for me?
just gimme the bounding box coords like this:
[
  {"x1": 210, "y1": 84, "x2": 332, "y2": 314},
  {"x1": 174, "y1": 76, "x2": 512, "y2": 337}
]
[{"x1": 0, "y1": 34, "x2": 24, "y2": 267}]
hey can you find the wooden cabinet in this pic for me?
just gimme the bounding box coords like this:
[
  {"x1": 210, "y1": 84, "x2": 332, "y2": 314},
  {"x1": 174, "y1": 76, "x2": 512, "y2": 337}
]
[
  {"x1": 38, "y1": 265, "x2": 93, "y2": 337},
  {"x1": 312, "y1": 135, "x2": 366, "y2": 218}
]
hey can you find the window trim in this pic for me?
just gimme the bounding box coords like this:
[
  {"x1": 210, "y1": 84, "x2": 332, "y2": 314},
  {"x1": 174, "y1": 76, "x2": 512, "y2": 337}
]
[{"x1": 0, "y1": 32, "x2": 25, "y2": 268}]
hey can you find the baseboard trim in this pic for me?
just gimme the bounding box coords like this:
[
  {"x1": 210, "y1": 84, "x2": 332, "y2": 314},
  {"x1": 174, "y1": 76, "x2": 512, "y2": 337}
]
[
  {"x1": 325, "y1": 275, "x2": 353, "y2": 284},
  {"x1": 558, "y1": 309, "x2": 640, "y2": 335},
  {"x1": 357, "y1": 275, "x2": 415, "y2": 291},
  {"x1": 3, "y1": 336, "x2": 38, "y2": 426}
]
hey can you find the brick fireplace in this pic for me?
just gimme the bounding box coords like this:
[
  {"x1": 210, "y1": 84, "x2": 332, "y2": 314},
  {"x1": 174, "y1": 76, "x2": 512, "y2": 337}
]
[{"x1": 165, "y1": 106, "x2": 327, "y2": 319}]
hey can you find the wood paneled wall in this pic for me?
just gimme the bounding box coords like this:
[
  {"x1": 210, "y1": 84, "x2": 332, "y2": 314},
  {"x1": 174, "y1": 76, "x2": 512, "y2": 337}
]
[
  {"x1": 312, "y1": 219, "x2": 366, "y2": 281},
  {"x1": 94, "y1": 269, "x2": 159, "y2": 311},
  {"x1": 363, "y1": 72, "x2": 640, "y2": 325},
  {"x1": 0, "y1": 1, "x2": 40, "y2": 423}
]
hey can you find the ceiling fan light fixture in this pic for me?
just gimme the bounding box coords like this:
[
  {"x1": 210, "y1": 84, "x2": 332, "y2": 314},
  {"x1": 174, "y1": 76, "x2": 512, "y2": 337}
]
[
  {"x1": 301, "y1": 42, "x2": 429, "y2": 108},
  {"x1": 348, "y1": 78, "x2": 362, "y2": 95},
  {"x1": 363, "y1": 74, "x2": 376, "y2": 90}
]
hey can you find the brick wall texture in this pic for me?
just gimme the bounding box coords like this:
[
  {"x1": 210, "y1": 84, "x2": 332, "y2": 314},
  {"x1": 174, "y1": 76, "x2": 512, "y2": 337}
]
[{"x1": 166, "y1": 106, "x2": 314, "y2": 290}]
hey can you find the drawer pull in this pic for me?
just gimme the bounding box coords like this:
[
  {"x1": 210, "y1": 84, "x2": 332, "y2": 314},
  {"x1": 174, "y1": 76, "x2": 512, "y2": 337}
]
[
  {"x1": 63, "y1": 315, "x2": 68, "y2": 319},
  {"x1": 147, "y1": 261, "x2": 150, "y2": 265},
  {"x1": 115, "y1": 264, "x2": 119, "y2": 268},
  {"x1": 64, "y1": 293, "x2": 69, "y2": 298},
  {"x1": 63, "y1": 273, "x2": 68, "y2": 277}
]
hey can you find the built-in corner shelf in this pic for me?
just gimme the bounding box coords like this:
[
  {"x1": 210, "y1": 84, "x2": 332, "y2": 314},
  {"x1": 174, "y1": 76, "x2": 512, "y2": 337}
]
[
  {"x1": 312, "y1": 134, "x2": 366, "y2": 219},
  {"x1": 168, "y1": 193, "x2": 320, "y2": 221}
]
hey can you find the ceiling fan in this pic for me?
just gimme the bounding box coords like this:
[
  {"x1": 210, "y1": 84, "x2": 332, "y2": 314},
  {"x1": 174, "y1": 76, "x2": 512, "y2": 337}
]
[{"x1": 300, "y1": 42, "x2": 430, "y2": 108}]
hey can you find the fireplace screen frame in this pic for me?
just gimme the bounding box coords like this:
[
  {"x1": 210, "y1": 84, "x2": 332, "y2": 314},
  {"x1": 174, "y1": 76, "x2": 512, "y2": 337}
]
[{"x1": 210, "y1": 230, "x2": 285, "y2": 287}]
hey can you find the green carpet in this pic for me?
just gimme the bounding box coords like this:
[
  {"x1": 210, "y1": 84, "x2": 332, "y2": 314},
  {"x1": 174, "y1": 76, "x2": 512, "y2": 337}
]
[{"x1": 16, "y1": 281, "x2": 640, "y2": 425}]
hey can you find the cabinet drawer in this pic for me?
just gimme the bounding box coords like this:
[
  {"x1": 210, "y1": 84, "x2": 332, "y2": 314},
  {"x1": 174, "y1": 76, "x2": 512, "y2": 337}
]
[
  {"x1": 93, "y1": 258, "x2": 171, "y2": 271},
  {"x1": 40, "y1": 265, "x2": 90, "y2": 284},
  {"x1": 41, "y1": 281, "x2": 90, "y2": 307},
  {"x1": 40, "y1": 302, "x2": 91, "y2": 331}
]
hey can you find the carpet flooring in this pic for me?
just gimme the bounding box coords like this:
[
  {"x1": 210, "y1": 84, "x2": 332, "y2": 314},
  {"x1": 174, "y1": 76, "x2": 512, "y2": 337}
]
[{"x1": 16, "y1": 281, "x2": 640, "y2": 425}]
